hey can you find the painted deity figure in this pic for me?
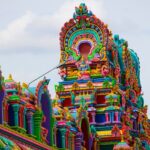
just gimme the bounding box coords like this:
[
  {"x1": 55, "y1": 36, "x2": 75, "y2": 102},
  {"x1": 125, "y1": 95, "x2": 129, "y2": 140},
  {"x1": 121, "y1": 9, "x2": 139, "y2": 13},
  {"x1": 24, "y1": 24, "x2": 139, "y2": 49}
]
[{"x1": 76, "y1": 57, "x2": 91, "y2": 80}]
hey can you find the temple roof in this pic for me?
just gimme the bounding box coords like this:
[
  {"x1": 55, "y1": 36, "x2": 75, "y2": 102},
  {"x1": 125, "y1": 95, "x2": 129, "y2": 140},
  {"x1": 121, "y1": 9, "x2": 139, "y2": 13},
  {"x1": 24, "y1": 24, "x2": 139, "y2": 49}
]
[
  {"x1": 113, "y1": 141, "x2": 131, "y2": 150},
  {"x1": 0, "y1": 136, "x2": 21, "y2": 149}
]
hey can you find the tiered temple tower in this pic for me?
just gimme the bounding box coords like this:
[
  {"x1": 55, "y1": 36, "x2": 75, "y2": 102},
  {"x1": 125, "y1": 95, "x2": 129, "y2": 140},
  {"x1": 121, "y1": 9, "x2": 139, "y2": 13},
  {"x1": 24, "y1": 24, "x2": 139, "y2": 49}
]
[
  {"x1": 0, "y1": 74, "x2": 54, "y2": 149},
  {"x1": 0, "y1": 3, "x2": 150, "y2": 150},
  {"x1": 53, "y1": 3, "x2": 150, "y2": 150}
]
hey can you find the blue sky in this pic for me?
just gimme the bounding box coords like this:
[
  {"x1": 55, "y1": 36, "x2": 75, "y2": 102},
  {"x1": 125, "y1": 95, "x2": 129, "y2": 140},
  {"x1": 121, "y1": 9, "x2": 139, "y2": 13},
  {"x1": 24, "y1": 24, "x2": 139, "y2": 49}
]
[{"x1": 0, "y1": 0, "x2": 150, "y2": 115}]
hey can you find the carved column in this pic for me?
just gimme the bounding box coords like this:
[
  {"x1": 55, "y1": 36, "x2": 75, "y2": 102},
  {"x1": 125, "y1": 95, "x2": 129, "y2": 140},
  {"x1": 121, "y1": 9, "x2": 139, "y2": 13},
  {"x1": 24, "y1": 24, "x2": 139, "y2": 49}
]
[
  {"x1": 60, "y1": 128, "x2": 66, "y2": 148},
  {"x1": 23, "y1": 108, "x2": 27, "y2": 129},
  {"x1": 75, "y1": 132, "x2": 83, "y2": 150},
  {"x1": 69, "y1": 133, "x2": 75, "y2": 150},
  {"x1": 65, "y1": 130, "x2": 69, "y2": 149},
  {"x1": 0, "y1": 92, "x2": 4, "y2": 124},
  {"x1": 111, "y1": 112, "x2": 114, "y2": 123},
  {"x1": 4, "y1": 103, "x2": 9, "y2": 123},
  {"x1": 54, "y1": 127, "x2": 57, "y2": 146},
  {"x1": 72, "y1": 134, "x2": 75, "y2": 150},
  {"x1": 109, "y1": 113, "x2": 112, "y2": 123},
  {"x1": 118, "y1": 112, "x2": 121, "y2": 122},
  {"x1": 33, "y1": 109, "x2": 43, "y2": 141},
  {"x1": 91, "y1": 112, "x2": 96, "y2": 123},
  {"x1": 19, "y1": 106, "x2": 24, "y2": 127},
  {"x1": 92, "y1": 138, "x2": 98, "y2": 150},
  {"x1": 68, "y1": 132, "x2": 72, "y2": 150},
  {"x1": 115, "y1": 111, "x2": 119, "y2": 122},
  {"x1": 26, "y1": 110, "x2": 33, "y2": 134},
  {"x1": 105, "y1": 112, "x2": 109, "y2": 123},
  {"x1": 12, "y1": 103, "x2": 20, "y2": 126}
]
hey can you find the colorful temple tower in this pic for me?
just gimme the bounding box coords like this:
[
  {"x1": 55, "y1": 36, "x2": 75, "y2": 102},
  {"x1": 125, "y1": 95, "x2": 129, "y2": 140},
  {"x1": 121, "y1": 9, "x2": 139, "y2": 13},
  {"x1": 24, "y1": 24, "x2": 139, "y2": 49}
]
[
  {"x1": 0, "y1": 3, "x2": 150, "y2": 150},
  {"x1": 0, "y1": 73, "x2": 54, "y2": 149},
  {"x1": 53, "y1": 3, "x2": 150, "y2": 150}
]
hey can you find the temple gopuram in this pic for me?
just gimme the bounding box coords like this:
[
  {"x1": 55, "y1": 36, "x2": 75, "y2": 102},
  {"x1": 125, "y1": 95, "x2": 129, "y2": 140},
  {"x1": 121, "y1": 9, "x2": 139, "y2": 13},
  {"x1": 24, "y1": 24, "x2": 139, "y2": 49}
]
[{"x1": 0, "y1": 3, "x2": 150, "y2": 150}]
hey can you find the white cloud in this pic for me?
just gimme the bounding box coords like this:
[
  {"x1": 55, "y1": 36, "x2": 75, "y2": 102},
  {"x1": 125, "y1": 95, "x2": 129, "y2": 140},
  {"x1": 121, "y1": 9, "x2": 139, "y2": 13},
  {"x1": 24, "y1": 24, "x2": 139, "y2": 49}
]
[
  {"x1": 0, "y1": 0, "x2": 105, "y2": 54},
  {"x1": 0, "y1": 11, "x2": 34, "y2": 49}
]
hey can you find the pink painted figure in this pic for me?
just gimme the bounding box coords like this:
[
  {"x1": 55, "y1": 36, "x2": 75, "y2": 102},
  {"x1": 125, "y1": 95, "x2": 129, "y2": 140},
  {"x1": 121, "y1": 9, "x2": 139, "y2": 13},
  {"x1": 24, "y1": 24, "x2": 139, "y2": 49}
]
[{"x1": 101, "y1": 65, "x2": 109, "y2": 77}]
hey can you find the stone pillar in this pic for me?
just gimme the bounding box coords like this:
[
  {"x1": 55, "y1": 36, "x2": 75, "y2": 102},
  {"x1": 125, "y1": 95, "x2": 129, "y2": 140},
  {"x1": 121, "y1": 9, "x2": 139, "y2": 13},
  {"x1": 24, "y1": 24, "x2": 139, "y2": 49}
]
[
  {"x1": 118, "y1": 112, "x2": 121, "y2": 122},
  {"x1": 105, "y1": 112, "x2": 109, "y2": 123},
  {"x1": 75, "y1": 132, "x2": 83, "y2": 150},
  {"x1": 50, "y1": 117, "x2": 55, "y2": 146},
  {"x1": 0, "y1": 91, "x2": 4, "y2": 124},
  {"x1": 0, "y1": 69, "x2": 4, "y2": 124},
  {"x1": 68, "y1": 133, "x2": 72, "y2": 150},
  {"x1": 98, "y1": 143, "x2": 100, "y2": 150},
  {"x1": 33, "y1": 109, "x2": 43, "y2": 141},
  {"x1": 19, "y1": 106, "x2": 24, "y2": 128},
  {"x1": 12, "y1": 104, "x2": 20, "y2": 126},
  {"x1": 115, "y1": 111, "x2": 118, "y2": 122},
  {"x1": 26, "y1": 111, "x2": 33, "y2": 134},
  {"x1": 23, "y1": 108, "x2": 27, "y2": 129},
  {"x1": 60, "y1": 128, "x2": 66, "y2": 149},
  {"x1": 69, "y1": 133, "x2": 74, "y2": 150},
  {"x1": 4, "y1": 103, "x2": 8, "y2": 123},
  {"x1": 91, "y1": 112, "x2": 96, "y2": 123},
  {"x1": 93, "y1": 138, "x2": 97, "y2": 150},
  {"x1": 65, "y1": 130, "x2": 69, "y2": 149},
  {"x1": 109, "y1": 113, "x2": 112, "y2": 123},
  {"x1": 54, "y1": 127, "x2": 57, "y2": 146},
  {"x1": 111, "y1": 112, "x2": 114, "y2": 123}
]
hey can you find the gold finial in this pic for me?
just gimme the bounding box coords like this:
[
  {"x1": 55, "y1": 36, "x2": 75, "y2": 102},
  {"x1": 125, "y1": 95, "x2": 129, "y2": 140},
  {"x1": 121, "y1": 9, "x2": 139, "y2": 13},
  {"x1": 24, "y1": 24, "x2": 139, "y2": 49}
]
[
  {"x1": 53, "y1": 95, "x2": 59, "y2": 106},
  {"x1": 120, "y1": 130, "x2": 124, "y2": 142},
  {"x1": 22, "y1": 82, "x2": 29, "y2": 89},
  {"x1": 8, "y1": 74, "x2": 13, "y2": 80},
  {"x1": 54, "y1": 94, "x2": 59, "y2": 100}
]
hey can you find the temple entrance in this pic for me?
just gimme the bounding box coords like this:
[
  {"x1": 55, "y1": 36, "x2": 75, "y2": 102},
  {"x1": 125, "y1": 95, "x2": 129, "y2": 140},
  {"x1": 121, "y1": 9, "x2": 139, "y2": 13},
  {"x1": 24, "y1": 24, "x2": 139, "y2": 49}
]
[{"x1": 81, "y1": 118, "x2": 89, "y2": 150}]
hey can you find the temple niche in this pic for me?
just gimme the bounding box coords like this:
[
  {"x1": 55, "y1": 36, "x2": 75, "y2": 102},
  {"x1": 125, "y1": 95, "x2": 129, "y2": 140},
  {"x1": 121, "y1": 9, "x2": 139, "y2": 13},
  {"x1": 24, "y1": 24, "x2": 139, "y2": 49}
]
[{"x1": 0, "y1": 3, "x2": 150, "y2": 150}]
